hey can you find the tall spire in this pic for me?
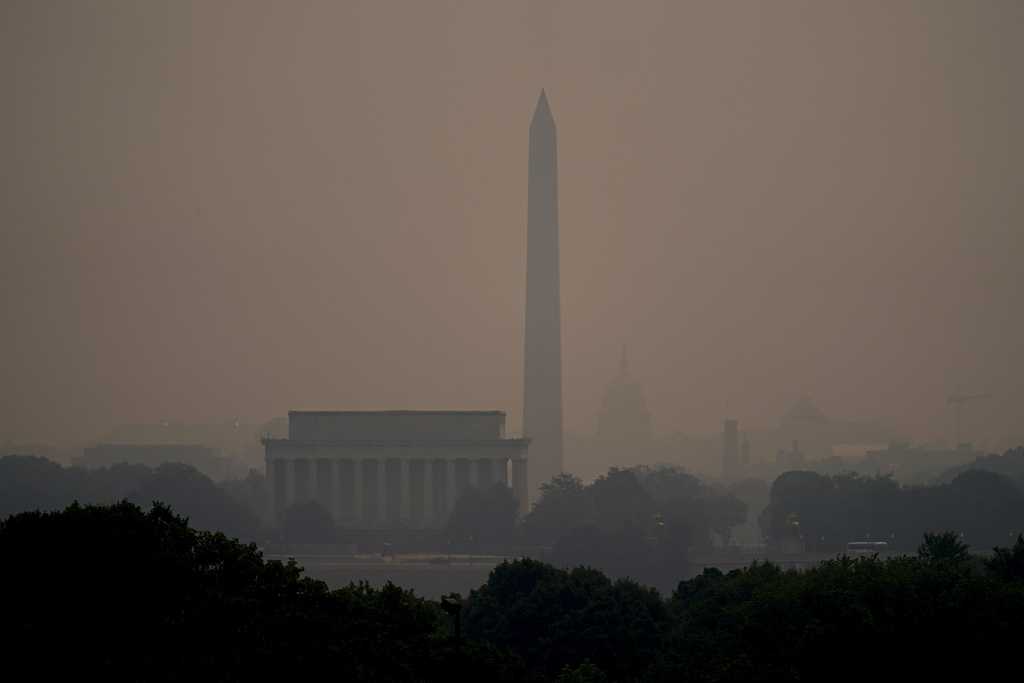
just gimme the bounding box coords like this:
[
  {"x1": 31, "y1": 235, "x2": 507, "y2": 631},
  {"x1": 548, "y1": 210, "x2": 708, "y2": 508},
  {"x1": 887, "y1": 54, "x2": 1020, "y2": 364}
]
[
  {"x1": 523, "y1": 89, "x2": 563, "y2": 503},
  {"x1": 534, "y1": 89, "x2": 552, "y2": 121}
]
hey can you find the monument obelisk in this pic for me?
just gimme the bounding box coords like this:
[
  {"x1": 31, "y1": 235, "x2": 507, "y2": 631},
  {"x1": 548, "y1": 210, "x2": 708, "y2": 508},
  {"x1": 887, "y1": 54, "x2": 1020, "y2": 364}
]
[{"x1": 523, "y1": 90, "x2": 563, "y2": 503}]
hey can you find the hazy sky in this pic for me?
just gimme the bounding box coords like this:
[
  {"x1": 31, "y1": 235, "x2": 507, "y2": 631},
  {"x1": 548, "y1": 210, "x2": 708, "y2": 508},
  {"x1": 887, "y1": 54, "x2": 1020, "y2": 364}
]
[{"x1": 2, "y1": 0, "x2": 1022, "y2": 447}]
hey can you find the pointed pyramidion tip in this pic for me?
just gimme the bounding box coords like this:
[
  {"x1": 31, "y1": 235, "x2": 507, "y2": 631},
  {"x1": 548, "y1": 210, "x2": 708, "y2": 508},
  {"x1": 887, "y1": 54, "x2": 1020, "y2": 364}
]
[{"x1": 532, "y1": 89, "x2": 553, "y2": 122}]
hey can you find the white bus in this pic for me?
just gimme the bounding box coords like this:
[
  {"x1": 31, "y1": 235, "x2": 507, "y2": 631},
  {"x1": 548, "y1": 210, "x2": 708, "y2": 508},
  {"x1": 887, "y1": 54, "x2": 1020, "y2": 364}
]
[{"x1": 846, "y1": 541, "x2": 889, "y2": 556}]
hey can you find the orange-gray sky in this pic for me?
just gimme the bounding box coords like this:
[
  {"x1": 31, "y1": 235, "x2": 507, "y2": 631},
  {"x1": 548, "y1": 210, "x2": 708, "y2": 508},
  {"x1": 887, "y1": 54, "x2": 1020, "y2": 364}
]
[{"x1": 2, "y1": 0, "x2": 1022, "y2": 448}]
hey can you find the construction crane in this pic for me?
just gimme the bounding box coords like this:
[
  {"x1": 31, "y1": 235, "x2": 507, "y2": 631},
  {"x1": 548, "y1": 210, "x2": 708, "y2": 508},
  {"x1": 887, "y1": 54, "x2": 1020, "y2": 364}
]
[{"x1": 947, "y1": 391, "x2": 990, "y2": 447}]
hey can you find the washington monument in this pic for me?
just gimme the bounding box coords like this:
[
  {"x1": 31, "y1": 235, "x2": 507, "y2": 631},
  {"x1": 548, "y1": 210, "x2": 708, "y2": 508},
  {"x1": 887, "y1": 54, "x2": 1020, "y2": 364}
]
[{"x1": 523, "y1": 90, "x2": 564, "y2": 501}]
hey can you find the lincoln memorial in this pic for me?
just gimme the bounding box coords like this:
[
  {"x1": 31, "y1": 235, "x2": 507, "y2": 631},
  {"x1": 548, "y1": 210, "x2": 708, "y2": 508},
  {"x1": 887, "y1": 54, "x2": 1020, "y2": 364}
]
[{"x1": 264, "y1": 410, "x2": 529, "y2": 527}]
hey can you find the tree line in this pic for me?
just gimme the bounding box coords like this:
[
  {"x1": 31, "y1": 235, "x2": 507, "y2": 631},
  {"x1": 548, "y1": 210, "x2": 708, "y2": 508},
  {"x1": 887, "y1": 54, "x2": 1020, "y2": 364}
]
[
  {"x1": 2, "y1": 501, "x2": 1022, "y2": 681},
  {"x1": 762, "y1": 460, "x2": 1024, "y2": 552},
  {"x1": 8, "y1": 448, "x2": 1024, "y2": 566},
  {"x1": 0, "y1": 454, "x2": 266, "y2": 540}
]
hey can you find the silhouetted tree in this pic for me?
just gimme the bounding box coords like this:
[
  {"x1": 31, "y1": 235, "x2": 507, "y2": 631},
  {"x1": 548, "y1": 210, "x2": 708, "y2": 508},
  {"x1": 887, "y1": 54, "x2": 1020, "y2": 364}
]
[
  {"x1": 987, "y1": 534, "x2": 1024, "y2": 582},
  {"x1": 550, "y1": 523, "x2": 654, "y2": 581},
  {"x1": 938, "y1": 446, "x2": 1024, "y2": 488},
  {"x1": 645, "y1": 468, "x2": 750, "y2": 549},
  {"x1": 521, "y1": 473, "x2": 590, "y2": 546},
  {"x1": 447, "y1": 483, "x2": 519, "y2": 551},
  {"x1": 524, "y1": 467, "x2": 748, "y2": 586},
  {"x1": 130, "y1": 462, "x2": 262, "y2": 539},
  {"x1": 556, "y1": 659, "x2": 609, "y2": 683},
  {"x1": 463, "y1": 559, "x2": 669, "y2": 681},
  {"x1": 282, "y1": 500, "x2": 336, "y2": 544},
  {"x1": 222, "y1": 468, "x2": 271, "y2": 524},
  {"x1": 918, "y1": 530, "x2": 970, "y2": 566},
  {"x1": 0, "y1": 501, "x2": 523, "y2": 681},
  {"x1": 7, "y1": 503, "x2": 1024, "y2": 681},
  {"x1": 0, "y1": 455, "x2": 78, "y2": 516},
  {"x1": 761, "y1": 468, "x2": 1024, "y2": 552},
  {"x1": 943, "y1": 469, "x2": 1024, "y2": 547},
  {"x1": 654, "y1": 547, "x2": 1024, "y2": 681},
  {"x1": 0, "y1": 455, "x2": 264, "y2": 540},
  {"x1": 589, "y1": 467, "x2": 657, "y2": 533}
]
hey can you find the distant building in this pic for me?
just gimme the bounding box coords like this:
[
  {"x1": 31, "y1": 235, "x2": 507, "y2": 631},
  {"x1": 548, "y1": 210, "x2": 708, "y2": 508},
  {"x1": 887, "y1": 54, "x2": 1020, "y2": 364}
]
[
  {"x1": 860, "y1": 442, "x2": 981, "y2": 484},
  {"x1": 775, "y1": 440, "x2": 806, "y2": 470},
  {"x1": 263, "y1": 411, "x2": 529, "y2": 528},
  {"x1": 563, "y1": 349, "x2": 674, "y2": 477},
  {"x1": 736, "y1": 395, "x2": 904, "y2": 474},
  {"x1": 596, "y1": 349, "x2": 653, "y2": 452},
  {"x1": 77, "y1": 443, "x2": 230, "y2": 479},
  {"x1": 96, "y1": 419, "x2": 269, "y2": 473}
]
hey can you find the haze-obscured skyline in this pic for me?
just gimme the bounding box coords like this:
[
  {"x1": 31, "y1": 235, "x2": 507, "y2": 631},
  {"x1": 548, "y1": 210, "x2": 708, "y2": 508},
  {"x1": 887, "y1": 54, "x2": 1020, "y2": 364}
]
[{"x1": 2, "y1": 0, "x2": 1021, "y2": 447}]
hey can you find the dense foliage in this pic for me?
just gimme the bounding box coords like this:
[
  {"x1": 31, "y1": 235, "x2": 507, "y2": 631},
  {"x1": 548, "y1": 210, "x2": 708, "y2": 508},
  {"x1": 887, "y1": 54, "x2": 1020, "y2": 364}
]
[
  {"x1": 282, "y1": 499, "x2": 338, "y2": 544},
  {"x1": 447, "y1": 482, "x2": 520, "y2": 550},
  {"x1": 651, "y1": 548, "x2": 1023, "y2": 681},
  {"x1": 0, "y1": 502, "x2": 521, "y2": 681},
  {"x1": 0, "y1": 454, "x2": 263, "y2": 539},
  {"x1": 761, "y1": 466, "x2": 1024, "y2": 551},
  {"x1": 3, "y1": 501, "x2": 1024, "y2": 681},
  {"x1": 939, "y1": 445, "x2": 1024, "y2": 487},
  {"x1": 463, "y1": 559, "x2": 669, "y2": 681},
  {"x1": 523, "y1": 467, "x2": 746, "y2": 588}
]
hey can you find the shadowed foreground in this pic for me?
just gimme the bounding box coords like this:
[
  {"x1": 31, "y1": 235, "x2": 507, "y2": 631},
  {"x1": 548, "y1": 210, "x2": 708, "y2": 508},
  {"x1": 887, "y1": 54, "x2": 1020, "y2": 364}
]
[{"x1": 2, "y1": 502, "x2": 1022, "y2": 681}]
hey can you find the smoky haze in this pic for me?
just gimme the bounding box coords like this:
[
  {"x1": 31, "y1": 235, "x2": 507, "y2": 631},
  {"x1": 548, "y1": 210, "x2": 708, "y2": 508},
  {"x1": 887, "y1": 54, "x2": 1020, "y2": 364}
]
[{"x1": 1, "y1": 0, "x2": 1022, "y2": 448}]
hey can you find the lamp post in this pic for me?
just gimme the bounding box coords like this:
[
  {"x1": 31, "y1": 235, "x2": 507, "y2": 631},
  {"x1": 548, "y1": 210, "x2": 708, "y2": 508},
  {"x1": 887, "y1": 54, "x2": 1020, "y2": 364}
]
[{"x1": 440, "y1": 593, "x2": 462, "y2": 649}]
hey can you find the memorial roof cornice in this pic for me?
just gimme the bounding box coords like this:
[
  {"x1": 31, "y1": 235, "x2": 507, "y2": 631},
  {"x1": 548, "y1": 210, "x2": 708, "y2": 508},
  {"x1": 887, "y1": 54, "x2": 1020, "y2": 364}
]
[
  {"x1": 287, "y1": 410, "x2": 506, "y2": 416},
  {"x1": 263, "y1": 438, "x2": 529, "y2": 447}
]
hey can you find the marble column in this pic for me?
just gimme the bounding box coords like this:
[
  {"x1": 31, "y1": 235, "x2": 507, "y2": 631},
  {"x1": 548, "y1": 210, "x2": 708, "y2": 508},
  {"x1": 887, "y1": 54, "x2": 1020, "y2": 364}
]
[
  {"x1": 476, "y1": 458, "x2": 493, "y2": 489},
  {"x1": 423, "y1": 459, "x2": 434, "y2": 527},
  {"x1": 377, "y1": 458, "x2": 387, "y2": 526},
  {"x1": 446, "y1": 459, "x2": 457, "y2": 514},
  {"x1": 305, "y1": 458, "x2": 313, "y2": 501},
  {"x1": 331, "y1": 460, "x2": 341, "y2": 522},
  {"x1": 361, "y1": 458, "x2": 378, "y2": 524},
  {"x1": 400, "y1": 458, "x2": 411, "y2": 524},
  {"x1": 432, "y1": 458, "x2": 448, "y2": 522},
  {"x1": 337, "y1": 459, "x2": 354, "y2": 522},
  {"x1": 499, "y1": 457, "x2": 510, "y2": 486},
  {"x1": 353, "y1": 458, "x2": 364, "y2": 524},
  {"x1": 511, "y1": 458, "x2": 528, "y2": 516},
  {"x1": 286, "y1": 458, "x2": 297, "y2": 510},
  {"x1": 267, "y1": 457, "x2": 278, "y2": 520}
]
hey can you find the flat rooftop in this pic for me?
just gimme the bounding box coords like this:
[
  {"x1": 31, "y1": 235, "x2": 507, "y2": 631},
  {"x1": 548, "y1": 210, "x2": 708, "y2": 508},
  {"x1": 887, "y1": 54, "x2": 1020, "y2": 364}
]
[
  {"x1": 286, "y1": 410, "x2": 510, "y2": 442},
  {"x1": 289, "y1": 410, "x2": 505, "y2": 416}
]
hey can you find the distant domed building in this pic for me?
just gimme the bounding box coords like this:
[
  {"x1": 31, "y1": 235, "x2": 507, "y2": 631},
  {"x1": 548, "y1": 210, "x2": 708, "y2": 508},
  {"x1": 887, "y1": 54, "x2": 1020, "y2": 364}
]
[
  {"x1": 777, "y1": 395, "x2": 832, "y2": 462},
  {"x1": 763, "y1": 395, "x2": 901, "y2": 468},
  {"x1": 594, "y1": 349, "x2": 654, "y2": 462},
  {"x1": 780, "y1": 395, "x2": 828, "y2": 429}
]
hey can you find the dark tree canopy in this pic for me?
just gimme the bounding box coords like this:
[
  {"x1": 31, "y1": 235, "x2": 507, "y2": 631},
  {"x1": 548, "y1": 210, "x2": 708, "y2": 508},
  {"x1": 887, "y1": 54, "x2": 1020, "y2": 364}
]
[
  {"x1": 282, "y1": 499, "x2": 337, "y2": 544},
  {"x1": 0, "y1": 455, "x2": 264, "y2": 540},
  {"x1": 523, "y1": 466, "x2": 747, "y2": 589},
  {"x1": 521, "y1": 472, "x2": 590, "y2": 546},
  {"x1": 987, "y1": 534, "x2": 1024, "y2": 582},
  {"x1": 447, "y1": 483, "x2": 520, "y2": 550},
  {"x1": 4, "y1": 500, "x2": 1024, "y2": 681},
  {"x1": 918, "y1": 530, "x2": 970, "y2": 566},
  {"x1": 0, "y1": 502, "x2": 521, "y2": 681},
  {"x1": 129, "y1": 462, "x2": 261, "y2": 540},
  {"x1": 761, "y1": 467, "x2": 1024, "y2": 552},
  {"x1": 463, "y1": 558, "x2": 669, "y2": 681}
]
